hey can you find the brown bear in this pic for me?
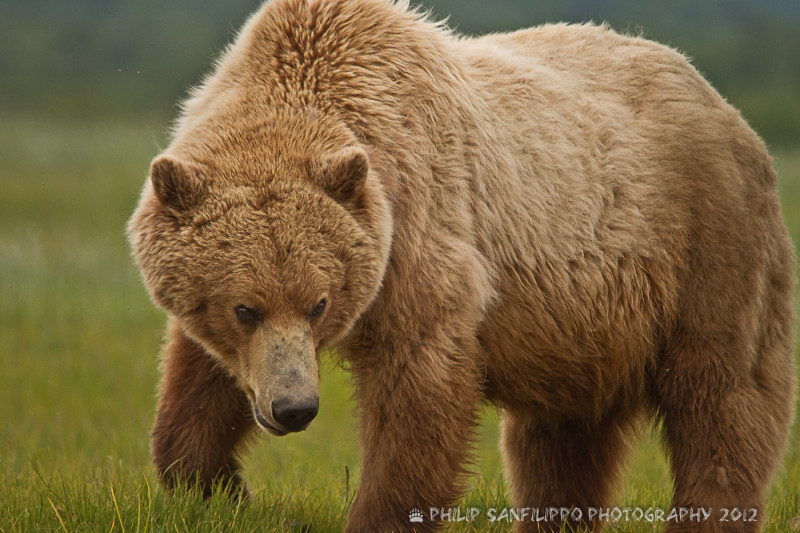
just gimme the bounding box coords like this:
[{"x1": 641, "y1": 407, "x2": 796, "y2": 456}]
[{"x1": 128, "y1": 0, "x2": 796, "y2": 531}]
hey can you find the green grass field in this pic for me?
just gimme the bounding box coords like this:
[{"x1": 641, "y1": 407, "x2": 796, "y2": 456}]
[{"x1": 0, "y1": 117, "x2": 798, "y2": 532}]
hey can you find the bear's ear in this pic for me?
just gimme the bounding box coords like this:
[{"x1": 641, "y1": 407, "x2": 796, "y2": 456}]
[
  {"x1": 150, "y1": 155, "x2": 207, "y2": 213},
  {"x1": 318, "y1": 146, "x2": 369, "y2": 204}
]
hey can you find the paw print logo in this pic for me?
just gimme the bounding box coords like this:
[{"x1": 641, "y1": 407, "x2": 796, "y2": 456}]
[{"x1": 409, "y1": 508, "x2": 424, "y2": 523}]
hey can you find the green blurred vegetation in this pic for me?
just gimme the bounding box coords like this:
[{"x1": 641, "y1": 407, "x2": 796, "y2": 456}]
[{"x1": 1, "y1": 0, "x2": 799, "y2": 147}]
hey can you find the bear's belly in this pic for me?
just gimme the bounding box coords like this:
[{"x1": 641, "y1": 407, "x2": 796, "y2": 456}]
[{"x1": 477, "y1": 289, "x2": 655, "y2": 420}]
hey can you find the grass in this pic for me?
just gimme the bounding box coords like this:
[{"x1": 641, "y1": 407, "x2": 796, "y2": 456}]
[{"x1": 0, "y1": 115, "x2": 798, "y2": 532}]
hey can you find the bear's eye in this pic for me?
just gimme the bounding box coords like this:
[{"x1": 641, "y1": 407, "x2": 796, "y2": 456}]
[
  {"x1": 309, "y1": 298, "x2": 327, "y2": 320},
  {"x1": 234, "y1": 305, "x2": 261, "y2": 325}
]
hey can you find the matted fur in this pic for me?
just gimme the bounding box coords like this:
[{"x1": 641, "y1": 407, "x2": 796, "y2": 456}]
[{"x1": 128, "y1": 1, "x2": 795, "y2": 531}]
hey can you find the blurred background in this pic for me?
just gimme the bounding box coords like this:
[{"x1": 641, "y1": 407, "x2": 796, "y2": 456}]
[{"x1": 1, "y1": 1, "x2": 798, "y2": 530}]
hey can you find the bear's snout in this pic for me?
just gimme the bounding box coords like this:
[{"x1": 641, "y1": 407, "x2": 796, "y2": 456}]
[
  {"x1": 272, "y1": 396, "x2": 319, "y2": 433},
  {"x1": 253, "y1": 395, "x2": 319, "y2": 435}
]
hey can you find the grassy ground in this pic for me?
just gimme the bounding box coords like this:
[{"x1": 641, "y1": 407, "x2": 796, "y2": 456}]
[{"x1": 0, "y1": 116, "x2": 798, "y2": 532}]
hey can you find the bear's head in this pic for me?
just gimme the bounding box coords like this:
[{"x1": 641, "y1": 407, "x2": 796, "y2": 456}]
[{"x1": 128, "y1": 112, "x2": 392, "y2": 435}]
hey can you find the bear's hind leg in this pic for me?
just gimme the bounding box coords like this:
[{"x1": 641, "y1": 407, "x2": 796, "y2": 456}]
[
  {"x1": 152, "y1": 320, "x2": 255, "y2": 497},
  {"x1": 656, "y1": 339, "x2": 795, "y2": 532},
  {"x1": 500, "y1": 409, "x2": 634, "y2": 532}
]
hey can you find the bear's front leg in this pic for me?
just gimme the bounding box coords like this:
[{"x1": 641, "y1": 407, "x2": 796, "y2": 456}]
[
  {"x1": 151, "y1": 320, "x2": 255, "y2": 497},
  {"x1": 345, "y1": 334, "x2": 484, "y2": 533}
]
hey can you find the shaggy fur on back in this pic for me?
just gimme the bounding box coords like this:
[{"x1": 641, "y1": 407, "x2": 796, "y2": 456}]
[{"x1": 128, "y1": 1, "x2": 796, "y2": 531}]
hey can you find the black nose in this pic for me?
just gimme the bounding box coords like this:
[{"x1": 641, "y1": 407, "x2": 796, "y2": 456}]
[{"x1": 271, "y1": 396, "x2": 319, "y2": 432}]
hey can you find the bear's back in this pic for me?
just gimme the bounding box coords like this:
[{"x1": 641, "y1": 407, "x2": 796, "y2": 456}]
[{"x1": 459, "y1": 24, "x2": 790, "y2": 414}]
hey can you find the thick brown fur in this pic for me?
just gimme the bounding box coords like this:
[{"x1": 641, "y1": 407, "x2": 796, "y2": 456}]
[{"x1": 128, "y1": 1, "x2": 796, "y2": 531}]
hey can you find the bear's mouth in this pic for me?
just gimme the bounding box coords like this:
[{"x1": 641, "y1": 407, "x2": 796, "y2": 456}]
[{"x1": 253, "y1": 404, "x2": 288, "y2": 436}]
